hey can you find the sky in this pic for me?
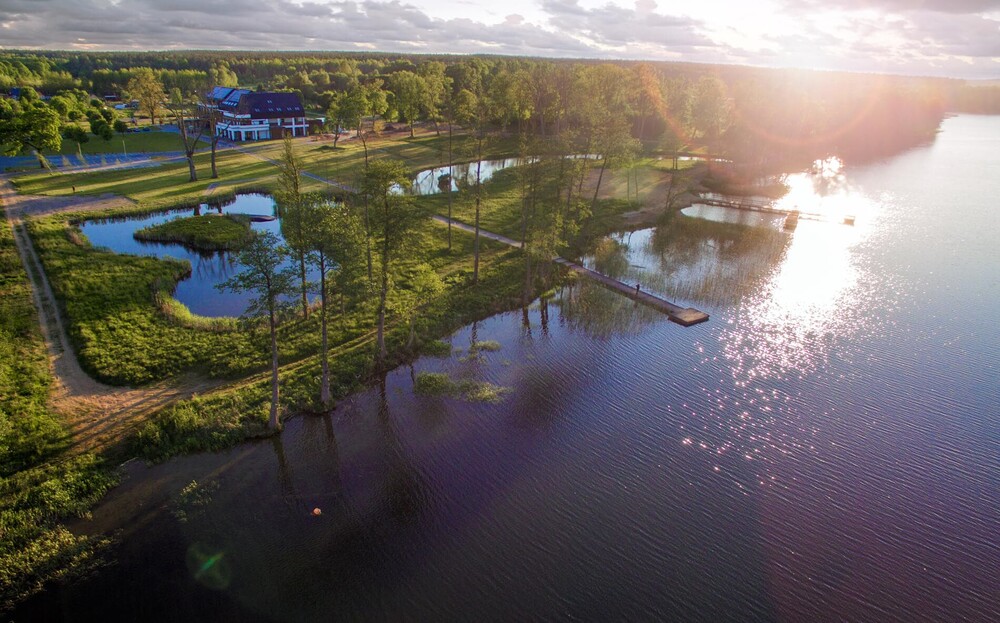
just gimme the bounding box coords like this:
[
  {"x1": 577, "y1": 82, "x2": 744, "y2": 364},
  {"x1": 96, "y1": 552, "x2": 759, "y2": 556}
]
[{"x1": 1, "y1": 0, "x2": 998, "y2": 79}]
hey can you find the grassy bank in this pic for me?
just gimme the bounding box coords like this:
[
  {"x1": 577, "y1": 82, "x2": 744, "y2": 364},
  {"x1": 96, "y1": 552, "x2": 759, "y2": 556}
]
[
  {"x1": 134, "y1": 213, "x2": 254, "y2": 252},
  {"x1": 0, "y1": 217, "x2": 118, "y2": 611}
]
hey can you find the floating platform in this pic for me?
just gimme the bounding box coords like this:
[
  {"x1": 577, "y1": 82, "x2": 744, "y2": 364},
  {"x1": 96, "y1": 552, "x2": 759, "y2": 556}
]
[{"x1": 670, "y1": 307, "x2": 711, "y2": 327}]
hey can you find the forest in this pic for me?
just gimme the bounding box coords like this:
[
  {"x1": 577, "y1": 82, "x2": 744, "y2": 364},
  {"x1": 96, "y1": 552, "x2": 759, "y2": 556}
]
[{"x1": 1, "y1": 49, "x2": 990, "y2": 173}]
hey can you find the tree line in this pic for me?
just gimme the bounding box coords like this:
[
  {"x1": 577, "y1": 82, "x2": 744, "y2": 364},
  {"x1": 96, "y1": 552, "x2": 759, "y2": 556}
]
[{"x1": 3, "y1": 50, "x2": 971, "y2": 173}]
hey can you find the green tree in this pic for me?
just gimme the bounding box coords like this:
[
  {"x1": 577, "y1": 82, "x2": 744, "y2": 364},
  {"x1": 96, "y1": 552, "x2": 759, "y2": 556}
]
[
  {"x1": 91, "y1": 118, "x2": 114, "y2": 141},
  {"x1": 362, "y1": 159, "x2": 424, "y2": 365},
  {"x1": 217, "y1": 231, "x2": 295, "y2": 430},
  {"x1": 113, "y1": 118, "x2": 129, "y2": 156},
  {"x1": 0, "y1": 102, "x2": 62, "y2": 168},
  {"x1": 304, "y1": 198, "x2": 366, "y2": 406},
  {"x1": 125, "y1": 68, "x2": 165, "y2": 125},
  {"x1": 388, "y1": 263, "x2": 444, "y2": 351},
  {"x1": 455, "y1": 87, "x2": 492, "y2": 284},
  {"x1": 62, "y1": 124, "x2": 88, "y2": 160},
  {"x1": 442, "y1": 87, "x2": 476, "y2": 250},
  {"x1": 418, "y1": 61, "x2": 449, "y2": 136},
  {"x1": 164, "y1": 89, "x2": 205, "y2": 182},
  {"x1": 388, "y1": 70, "x2": 426, "y2": 138},
  {"x1": 326, "y1": 89, "x2": 364, "y2": 149},
  {"x1": 274, "y1": 137, "x2": 311, "y2": 318},
  {"x1": 691, "y1": 75, "x2": 733, "y2": 144}
]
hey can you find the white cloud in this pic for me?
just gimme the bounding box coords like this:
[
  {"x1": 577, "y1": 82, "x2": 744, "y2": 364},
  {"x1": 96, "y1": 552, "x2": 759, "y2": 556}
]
[{"x1": 0, "y1": 0, "x2": 996, "y2": 78}]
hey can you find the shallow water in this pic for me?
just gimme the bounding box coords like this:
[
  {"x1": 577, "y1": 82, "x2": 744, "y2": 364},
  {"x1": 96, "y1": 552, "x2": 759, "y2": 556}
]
[
  {"x1": 79, "y1": 193, "x2": 317, "y2": 317},
  {"x1": 410, "y1": 157, "x2": 528, "y2": 195},
  {"x1": 22, "y1": 115, "x2": 1000, "y2": 622}
]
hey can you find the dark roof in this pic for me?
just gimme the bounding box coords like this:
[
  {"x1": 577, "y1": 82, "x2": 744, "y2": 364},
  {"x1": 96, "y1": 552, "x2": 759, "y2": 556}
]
[
  {"x1": 207, "y1": 86, "x2": 304, "y2": 119},
  {"x1": 207, "y1": 86, "x2": 238, "y2": 103},
  {"x1": 219, "y1": 88, "x2": 251, "y2": 110},
  {"x1": 237, "y1": 92, "x2": 304, "y2": 119}
]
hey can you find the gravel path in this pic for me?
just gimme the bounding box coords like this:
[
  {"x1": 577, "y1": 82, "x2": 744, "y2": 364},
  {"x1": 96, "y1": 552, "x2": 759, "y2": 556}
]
[{"x1": 1, "y1": 177, "x2": 224, "y2": 454}]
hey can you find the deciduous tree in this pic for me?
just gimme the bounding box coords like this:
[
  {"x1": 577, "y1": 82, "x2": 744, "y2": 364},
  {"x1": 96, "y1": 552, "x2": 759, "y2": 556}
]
[
  {"x1": 217, "y1": 232, "x2": 295, "y2": 430},
  {"x1": 304, "y1": 197, "x2": 365, "y2": 406},
  {"x1": 274, "y1": 137, "x2": 311, "y2": 318},
  {"x1": 362, "y1": 159, "x2": 424, "y2": 365},
  {"x1": 0, "y1": 102, "x2": 62, "y2": 168},
  {"x1": 125, "y1": 68, "x2": 165, "y2": 126}
]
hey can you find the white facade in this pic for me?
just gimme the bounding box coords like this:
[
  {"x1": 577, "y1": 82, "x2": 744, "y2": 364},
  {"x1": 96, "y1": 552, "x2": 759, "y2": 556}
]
[{"x1": 215, "y1": 112, "x2": 308, "y2": 141}]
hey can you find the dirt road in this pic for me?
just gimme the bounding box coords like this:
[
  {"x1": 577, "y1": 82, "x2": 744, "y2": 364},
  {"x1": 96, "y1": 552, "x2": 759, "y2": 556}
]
[{"x1": 1, "y1": 177, "x2": 224, "y2": 454}]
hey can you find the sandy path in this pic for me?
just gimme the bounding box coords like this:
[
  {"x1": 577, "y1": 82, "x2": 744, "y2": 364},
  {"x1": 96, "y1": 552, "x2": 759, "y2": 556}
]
[{"x1": 1, "y1": 177, "x2": 225, "y2": 454}]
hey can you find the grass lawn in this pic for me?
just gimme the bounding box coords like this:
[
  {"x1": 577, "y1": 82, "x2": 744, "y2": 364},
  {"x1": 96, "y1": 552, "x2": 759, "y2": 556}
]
[
  {"x1": 13, "y1": 150, "x2": 281, "y2": 211},
  {"x1": 50, "y1": 131, "x2": 189, "y2": 156}
]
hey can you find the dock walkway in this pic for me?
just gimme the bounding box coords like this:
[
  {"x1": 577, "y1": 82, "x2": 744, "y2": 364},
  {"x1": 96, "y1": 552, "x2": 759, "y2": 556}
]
[
  {"x1": 697, "y1": 194, "x2": 854, "y2": 225},
  {"x1": 431, "y1": 216, "x2": 709, "y2": 327}
]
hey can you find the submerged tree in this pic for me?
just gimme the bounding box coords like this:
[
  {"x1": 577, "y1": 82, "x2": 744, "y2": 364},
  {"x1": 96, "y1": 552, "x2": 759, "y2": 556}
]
[{"x1": 217, "y1": 231, "x2": 295, "y2": 430}]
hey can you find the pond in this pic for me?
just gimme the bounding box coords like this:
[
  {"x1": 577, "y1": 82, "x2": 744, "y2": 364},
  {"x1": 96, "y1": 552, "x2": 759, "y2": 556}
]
[
  {"x1": 410, "y1": 157, "x2": 528, "y2": 195},
  {"x1": 21, "y1": 115, "x2": 1000, "y2": 622},
  {"x1": 79, "y1": 193, "x2": 318, "y2": 317},
  {"x1": 410, "y1": 155, "x2": 598, "y2": 195}
]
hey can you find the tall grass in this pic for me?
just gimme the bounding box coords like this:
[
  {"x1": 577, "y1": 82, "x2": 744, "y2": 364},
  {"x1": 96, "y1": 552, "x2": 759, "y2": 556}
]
[{"x1": 0, "y1": 219, "x2": 118, "y2": 610}]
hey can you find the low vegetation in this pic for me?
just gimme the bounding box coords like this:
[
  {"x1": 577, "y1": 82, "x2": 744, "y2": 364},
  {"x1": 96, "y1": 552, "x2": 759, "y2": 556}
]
[
  {"x1": 0, "y1": 218, "x2": 118, "y2": 610},
  {"x1": 413, "y1": 372, "x2": 511, "y2": 403},
  {"x1": 134, "y1": 213, "x2": 253, "y2": 251}
]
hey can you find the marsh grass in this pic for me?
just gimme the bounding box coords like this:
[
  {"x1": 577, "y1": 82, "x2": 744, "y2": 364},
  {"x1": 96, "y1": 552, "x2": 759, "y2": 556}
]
[
  {"x1": 414, "y1": 371, "x2": 511, "y2": 404},
  {"x1": 134, "y1": 213, "x2": 254, "y2": 252}
]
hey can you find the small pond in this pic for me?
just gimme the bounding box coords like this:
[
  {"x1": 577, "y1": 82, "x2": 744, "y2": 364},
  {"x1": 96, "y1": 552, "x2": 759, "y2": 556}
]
[
  {"x1": 409, "y1": 155, "x2": 599, "y2": 196},
  {"x1": 410, "y1": 157, "x2": 528, "y2": 195},
  {"x1": 80, "y1": 193, "x2": 318, "y2": 318}
]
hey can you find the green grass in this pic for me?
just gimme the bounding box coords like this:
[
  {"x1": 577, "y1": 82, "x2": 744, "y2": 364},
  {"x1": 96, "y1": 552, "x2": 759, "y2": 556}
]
[
  {"x1": 50, "y1": 131, "x2": 190, "y2": 156},
  {"x1": 134, "y1": 213, "x2": 254, "y2": 252},
  {"x1": 0, "y1": 218, "x2": 118, "y2": 610},
  {"x1": 12, "y1": 150, "x2": 284, "y2": 211}
]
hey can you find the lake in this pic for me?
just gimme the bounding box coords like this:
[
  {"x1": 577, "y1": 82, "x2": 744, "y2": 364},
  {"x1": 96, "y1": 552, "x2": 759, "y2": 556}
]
[{"x1": 20, "y1": 115, "x2": 1000, "y2": 622}]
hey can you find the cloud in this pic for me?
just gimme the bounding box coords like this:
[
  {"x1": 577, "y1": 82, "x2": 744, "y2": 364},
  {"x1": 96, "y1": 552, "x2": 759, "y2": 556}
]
[
  {"x1": 0, "y1": 0, "x2": 996, "y2": 78},
  {"x1": 539, "y1": 0, "x2": 713, "y2": 51},
  {"x1": 782, "y1": 0, "x2": 1000, "y2": 14}
]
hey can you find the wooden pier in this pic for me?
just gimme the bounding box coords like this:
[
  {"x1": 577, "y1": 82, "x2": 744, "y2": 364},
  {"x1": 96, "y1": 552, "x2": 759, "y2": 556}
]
[
  {"x1": 697, "y1": 194, "x2": 855, "y2": 225},
  {"x1": 432, "y1": 216, "x2": 710, "y2": 327}
]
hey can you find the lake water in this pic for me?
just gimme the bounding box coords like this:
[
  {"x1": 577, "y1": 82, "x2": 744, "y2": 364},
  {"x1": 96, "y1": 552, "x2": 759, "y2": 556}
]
[
  {"x1": 20, "y1": 115, "x2": 1000, "y2": 622},
  {"x1": 79, "y1": 194, "x2": 317, "y2": 317}
]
